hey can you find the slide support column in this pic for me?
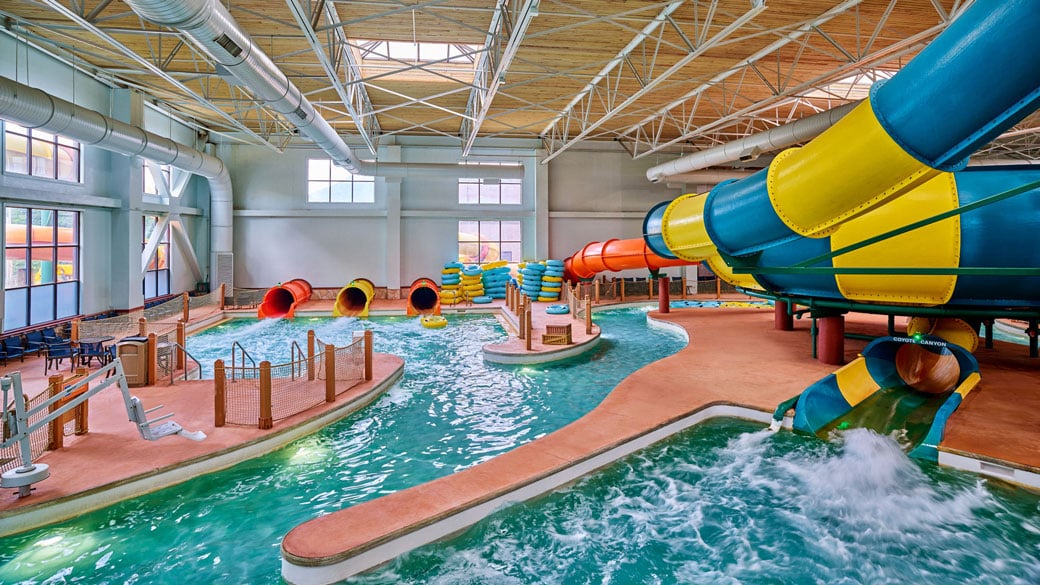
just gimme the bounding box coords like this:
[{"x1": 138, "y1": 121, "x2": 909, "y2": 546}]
[
  {"x1": 658, "y1": 276, "x2": 670, "y2": 314},
  {"x1": 774, "y1": 300, "x2": 793, "y2": 331},
  {"x1": 817, "y1": 314, "x2": 846, "y2": 365}
]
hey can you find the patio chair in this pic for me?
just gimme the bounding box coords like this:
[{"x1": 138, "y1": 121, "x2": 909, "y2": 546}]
[
  {"x1": 1, "y1": 336, "x2": 27, "y2": 365},
  {"x1": 43, "y1": 340, "x2": 78, "y2": 374},
  {"x1": 24, "y1": 330, "x2": 47, "y2": 357}
]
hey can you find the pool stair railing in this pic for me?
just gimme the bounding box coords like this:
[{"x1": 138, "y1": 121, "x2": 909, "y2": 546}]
[{"x1": 771, "y1": 334, "x2": 981, "y2": 461}]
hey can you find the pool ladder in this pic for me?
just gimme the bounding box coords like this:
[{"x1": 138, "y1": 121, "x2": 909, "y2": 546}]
[{"x1": 230, "y1": 341, "x2": 256, "y2": 382}]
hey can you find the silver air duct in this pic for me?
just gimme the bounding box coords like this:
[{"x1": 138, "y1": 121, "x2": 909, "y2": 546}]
[
  {"x1": 0, "y1": 75, "x2": 233, "y2": 290},
  {"x1": 122, "y1": 0, "x2": 522, "y2": 181},
  {"x1": 646, "y1": 101, "x2": 860, "y2": 183}
]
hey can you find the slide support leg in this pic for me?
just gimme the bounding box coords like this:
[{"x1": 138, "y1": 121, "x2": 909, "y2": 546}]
[
  {"x1": 817, "y1": 314, "x2": 846, "y2": 366},
  {"x1": 774, "y1": 300, "x2": 793, "y2": 331},
  {"x1": 658, "y1": 277, "x2": 670, "y2": 314}
]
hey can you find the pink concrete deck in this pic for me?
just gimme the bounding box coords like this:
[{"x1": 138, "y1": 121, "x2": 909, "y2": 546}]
[{"x1": 281, "y1": 306, "x2": 1040, "y2": 574}]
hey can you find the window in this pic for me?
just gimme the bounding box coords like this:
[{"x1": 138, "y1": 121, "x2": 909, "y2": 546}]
[
  {"x1": 458, "y1": 220, "x2": 521, "y2": 267},
  {"x1": 459, "y1": 178, "x2": 522, "y2": 205},
  {"x1": 358, "y1": 40, "x2": 476, "y2": 64},
  {"x1": 307, "y1": 159, "x2": 375, "y2": 203},
  {"x1": 143, "y1": 163, "x2": 172, "y2": 196},
  {"x1": 142, "y1": 215, "x2": 171, "y2": 300},
  {"x1": 3, "y1": 122, "x2": 81, "y2": 182},
  {"x1": 4, "y1": 206, "x2": 80, "y2": 330}
]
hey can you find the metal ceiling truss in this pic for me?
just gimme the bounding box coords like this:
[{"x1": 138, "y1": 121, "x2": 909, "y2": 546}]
[
  {"x1": 539, "y1": 0, "x2": 767, "y2": 163},
  {"x1": 19, "y1": 0, "x2": 297, "y2": 150},
  {"x1": 285, "y1": 0, "x2": 380, "y2": 155},
  {"x1": 616, "y1": 0, "x2": 968, "y2": 158},
  {"x1": 460, "y1": 0, "x2": 540, "y2": 156}
]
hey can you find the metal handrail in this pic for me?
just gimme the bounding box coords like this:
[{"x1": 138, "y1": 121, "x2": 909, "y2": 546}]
[
  {"x1": 231, "y1": 341, "x2": 255, "y2": 383},
  {"x1": 163, "y1": 342, "x2": 203, "y2": 383},
  {"x1": 290, "y1": 340, "x2": 305, "y2": 380}
]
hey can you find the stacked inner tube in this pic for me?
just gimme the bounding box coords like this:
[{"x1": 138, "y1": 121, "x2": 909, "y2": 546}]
[
  {"x1": 519, "y1": 261, "x2": 545, "y2": 299},
  {"x1": 460, "y1": 265, "x2": 485, "y2": 301},
  {"x1": 481, "y1": 260, "x2": 510, "y2": 300},
  {"x1": 539, "y1": 259, "x2": 565, "y2": 302},
  {"x1": 440, "y1": 261, "x2": 463, "y2": 305}
]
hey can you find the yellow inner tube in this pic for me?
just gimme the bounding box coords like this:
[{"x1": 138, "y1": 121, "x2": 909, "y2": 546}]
[{"x1": 421, "y1": 315, "x2": 448, "y2": 329}]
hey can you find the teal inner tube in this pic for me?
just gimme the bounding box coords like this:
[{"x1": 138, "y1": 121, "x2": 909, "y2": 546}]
[
  {"x1": 546, "y1": 304, "x2": 570, "y2": 314},
  {"x1": 472, "y1": 295, "x2": 493, "y2": 304}
]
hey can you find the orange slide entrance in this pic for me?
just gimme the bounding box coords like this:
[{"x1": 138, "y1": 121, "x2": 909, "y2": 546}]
[{"x1": 257, "y1": 278, "x2": 312, "y2": 319}]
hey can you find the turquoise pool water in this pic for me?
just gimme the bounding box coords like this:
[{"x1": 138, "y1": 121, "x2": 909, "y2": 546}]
[
  {"x1": 0, "y1": 307, "x2": 687, "y2": 583},
  {"x1": 365, "y1": 419, "x2": 1040, "y2": 584}
]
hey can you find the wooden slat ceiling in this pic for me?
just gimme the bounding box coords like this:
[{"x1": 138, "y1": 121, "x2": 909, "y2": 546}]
[{"x1": 1, "y1": 0, "x2": 1038, "y2": 161}]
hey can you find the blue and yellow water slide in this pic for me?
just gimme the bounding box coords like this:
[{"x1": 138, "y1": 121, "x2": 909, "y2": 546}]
[
  {"x1": 643, "y1": 0, "x2": 1040, "y2": 310},
  {"x1": 632, "y1": 1, "x2": 1040, "y2": 455}
]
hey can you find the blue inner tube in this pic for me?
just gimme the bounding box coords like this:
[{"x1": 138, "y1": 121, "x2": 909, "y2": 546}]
[
  {"x1": 472, "y1": 295, "x2": 493, "y2": 304},
  {"x1": 545, "y1": 304, "x2": 570, "y2": 314}
]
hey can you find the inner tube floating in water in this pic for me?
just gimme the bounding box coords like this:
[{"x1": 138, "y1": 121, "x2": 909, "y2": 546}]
[
  {"x1": 545, "y1": 304, "x2": 569, "y2": 315},
  {"x1": 421, "y1": 315, "x2": 448, "y2": 329}
]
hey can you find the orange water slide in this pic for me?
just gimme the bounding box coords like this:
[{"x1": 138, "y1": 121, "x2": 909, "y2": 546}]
[
  {"x1": 564, "y1": 238, "x2": 691, "y2": 281},
  {"x1": 406, "y1": 278, "x2": 441, "y2": 316},
  {"x1": 257, "y1": 278, "x2": 312, "y2": 319}
]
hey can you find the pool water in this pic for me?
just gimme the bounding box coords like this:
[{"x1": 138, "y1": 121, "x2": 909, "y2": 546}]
[
  {"x1": 365, "y1": 419, "x2": 1040, "y2": 584},
  {"x1": 0, "y1": 307, "x2": 687, "y2": 583}
]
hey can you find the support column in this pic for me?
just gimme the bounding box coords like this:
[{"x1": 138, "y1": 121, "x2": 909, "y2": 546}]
[
  {"x1": 817, "y1": 315, "x2": 846, "y2": 365},
  {"x1": 774, "y1": 300, "x2": 793, "y2": 331},
  {"x1": 384, "y1": 176, "x2": 402, "y2": 300},
  {"x1": 657, "y1": 276, "x2": 670, "y2": 313}
]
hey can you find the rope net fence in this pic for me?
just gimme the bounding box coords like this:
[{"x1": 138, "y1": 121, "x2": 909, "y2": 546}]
[
  {"x1": 0, "y1": 392, "x2": 51, "y2": 474},
  {"x1": 217, "y1": 330, "x2": 369, "y2": 427},
  {"x1": 77, "y1": 309, "x2": 144, "y2": 342}
]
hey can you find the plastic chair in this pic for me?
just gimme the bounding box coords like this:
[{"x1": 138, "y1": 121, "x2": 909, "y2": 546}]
[
  {"x1": 1, "y1": 337, "x2": 27, "y2": 365},
  {"x1": 43, "y1": 341, "x2": 78, "y2": 374},
  {"x1": 24, "y1": 331, "x2": 46, "y2": 357}
]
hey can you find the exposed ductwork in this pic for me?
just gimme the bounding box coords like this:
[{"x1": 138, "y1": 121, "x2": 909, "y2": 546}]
[
  {"x1": 0, "y1": 74, "x2": 233, "y2": 290},
  {"x1": 122, "y1": 0, "x2": 523, "y2": 181},
  {"x1": 646, "y1": 101, "x2": 860, "y2": 183}
]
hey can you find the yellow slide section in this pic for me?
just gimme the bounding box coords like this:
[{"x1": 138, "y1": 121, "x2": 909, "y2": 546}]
[
  {"x1": 333, "y1": 278, "x2": 374, "y2": 317},
  {"x1": 767, "y1": 99, "x2": 938, "y2": 238}
]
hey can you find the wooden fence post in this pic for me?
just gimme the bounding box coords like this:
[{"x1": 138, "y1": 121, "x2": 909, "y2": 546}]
[
  {"x1": 681, "y1": 277, "x2": 687, "y2": 299},
  {"x1": 73, "y1": 366, "x2": 89, "y2": 436},
  {"x1": 620, "y1": 279, "x2": 626, "y2": 302},
  {"x1": 648, "y1": 277, "x2": 654, "y2": 299},
  {"x1": 176, "y1": 320, "x2": 186, "y2": 370},
  {"x1": 585, "y1": 296, "x2": 592, "y2": 335},
  {"x1": 182, "y1": 292, "x2": 190, "y2": 323},
  {"x1": 47, "y1": 375, "x2": 64, "y2": 450},
  {"x1": 139, "y1": 317, "x2": 147, "y2": 337},
  {"x1": 307, "y1": 330, "x2": 316, "y2": 381},
  {"x1": 71, "y1": 319, "x2": 79, "y2": 342},
  {"x1": 214, "y1": 359, "x2": 226, "y2": 427},
  {"x1": 525, "y1": 302, "x2": 532, "y2": 351},
  {"x1": 259, "y1": 361, "x2": 273, "y2": 429},
  {"x1": 325, "y1": 343, "x2": 336, "y2": 402},
  {"x1": 364, "y1": 329, "x2": 373, "y2": 381},
  {"x1": 594, "y1": 280, "x2": 600, "y2": 303},
  {"x1": 146, "y1": 333, "x2": 157, "y2": 386},
  {"x1": 219, "y1": 282, "x2": 227, "y2": 310},
  {"x1": 518, "y1": 295, "x2": 526, "y2": 340}
]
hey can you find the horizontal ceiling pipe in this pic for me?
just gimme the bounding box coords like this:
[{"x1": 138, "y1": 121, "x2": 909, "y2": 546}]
[
  {"x1": 646, "y1": 101, "x2": 860, "y2": 183},
  {"x1": 0, "y1": 74, "x2": 232, "y2": 284},
  {"x1": 121, "y1": 0, "x2": 519, "y2": 179}
]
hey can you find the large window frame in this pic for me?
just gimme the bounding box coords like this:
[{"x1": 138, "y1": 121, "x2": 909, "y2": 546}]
[
  {"x1": 458, "y1": 220, "x2": 522, "y2": 268},
  {"x1": 307, "y1": 159, "x2": 375, "y2": 203},
  {"x1": 4, "y1": 206, "x2": 81, "y2": 331},
  {"x1": 142, "y1": 215, "x2": 171, "y2": 300},
  {"x1": 3, "y1": 122, "x2": 82, "y2": 183}
]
